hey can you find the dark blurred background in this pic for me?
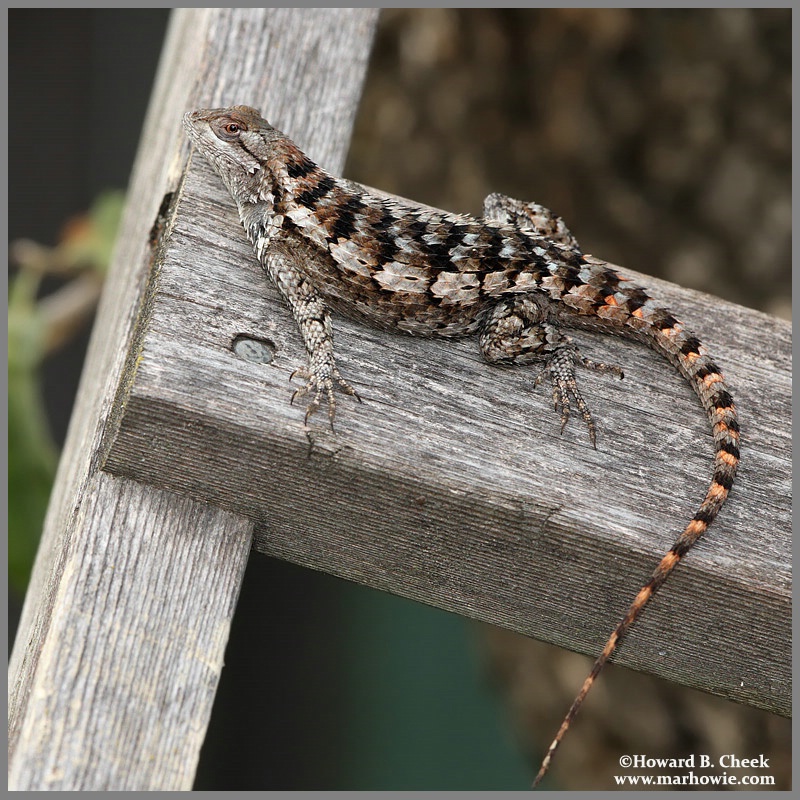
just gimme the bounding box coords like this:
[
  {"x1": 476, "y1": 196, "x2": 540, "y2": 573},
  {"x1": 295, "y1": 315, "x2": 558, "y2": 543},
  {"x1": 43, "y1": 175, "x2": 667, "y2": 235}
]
[{"x1": 8, "y1": 9, "x2": 790, "y2": 790}]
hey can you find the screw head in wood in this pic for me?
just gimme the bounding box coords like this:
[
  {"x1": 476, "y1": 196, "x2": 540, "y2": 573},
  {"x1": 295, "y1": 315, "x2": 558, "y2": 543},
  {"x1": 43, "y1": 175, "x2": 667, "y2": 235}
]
[{"x1": 232, "y1": 336, "x2": 274, "y2": 364}]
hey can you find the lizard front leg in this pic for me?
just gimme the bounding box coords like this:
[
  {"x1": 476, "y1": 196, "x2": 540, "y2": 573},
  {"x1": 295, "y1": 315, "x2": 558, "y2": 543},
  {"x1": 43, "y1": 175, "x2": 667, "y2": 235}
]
[{"x1": 263, "y1": 242, "x2": 360, "y2": 427}]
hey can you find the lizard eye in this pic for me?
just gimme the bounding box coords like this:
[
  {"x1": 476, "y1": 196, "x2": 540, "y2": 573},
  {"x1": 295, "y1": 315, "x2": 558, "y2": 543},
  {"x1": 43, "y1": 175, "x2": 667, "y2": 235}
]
[{"x1": 214, "y1": 118, "x2": 247, "y2": 142}]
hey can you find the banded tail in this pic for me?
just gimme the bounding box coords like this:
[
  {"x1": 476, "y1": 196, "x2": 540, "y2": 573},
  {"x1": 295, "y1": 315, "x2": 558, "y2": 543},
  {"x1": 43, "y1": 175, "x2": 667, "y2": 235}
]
[{"x1": 533, "y1": 318, "x2": 740, "y2": 788}]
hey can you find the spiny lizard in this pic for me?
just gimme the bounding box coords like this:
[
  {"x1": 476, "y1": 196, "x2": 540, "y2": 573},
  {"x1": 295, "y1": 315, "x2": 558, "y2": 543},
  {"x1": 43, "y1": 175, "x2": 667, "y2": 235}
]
[{"x1": 183, "y1": 105, "x2": 740, "y2": 787}]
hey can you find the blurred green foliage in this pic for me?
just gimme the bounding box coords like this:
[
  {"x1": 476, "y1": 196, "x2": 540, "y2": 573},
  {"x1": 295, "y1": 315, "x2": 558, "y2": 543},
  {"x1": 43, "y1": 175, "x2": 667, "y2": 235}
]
[
  {"x1": 8, "y1": 190, "x2": 124, "y2": 594},
  {"x1": 8, "y1": 269, "x2": 57, "y2": 592}
]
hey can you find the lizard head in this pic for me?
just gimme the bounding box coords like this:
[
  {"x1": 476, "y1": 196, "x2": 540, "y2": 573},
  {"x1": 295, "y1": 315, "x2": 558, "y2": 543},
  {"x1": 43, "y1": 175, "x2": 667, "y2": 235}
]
[{"x1": 183, "y1": 106, "x2": 280, "y2": 204}]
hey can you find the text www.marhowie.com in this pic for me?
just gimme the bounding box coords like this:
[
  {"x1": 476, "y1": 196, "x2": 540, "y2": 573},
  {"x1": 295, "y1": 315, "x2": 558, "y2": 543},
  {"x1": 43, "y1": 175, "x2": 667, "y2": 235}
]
[{"x1": 614, "y1": 754, "x2": 775, "y2": 787}]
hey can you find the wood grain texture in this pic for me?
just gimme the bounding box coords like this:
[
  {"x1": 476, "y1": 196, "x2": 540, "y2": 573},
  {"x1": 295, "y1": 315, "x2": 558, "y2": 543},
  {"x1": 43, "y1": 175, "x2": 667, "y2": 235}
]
[
  {"x1": 8, "y1": 476, "x2": 252, "y2": 790},
  {"x1": 104, "y1": 151, "x2": 791, "y2": 719},
  {"x1": 8, "y1": 7, "x2": 380, "y2": 790}
]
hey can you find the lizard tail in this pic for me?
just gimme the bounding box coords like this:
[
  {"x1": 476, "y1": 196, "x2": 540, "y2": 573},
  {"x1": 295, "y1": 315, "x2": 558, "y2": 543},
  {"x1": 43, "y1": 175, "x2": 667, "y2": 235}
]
[{"x1": 533, "y1": 324, "x2": 740, "y2": 788}]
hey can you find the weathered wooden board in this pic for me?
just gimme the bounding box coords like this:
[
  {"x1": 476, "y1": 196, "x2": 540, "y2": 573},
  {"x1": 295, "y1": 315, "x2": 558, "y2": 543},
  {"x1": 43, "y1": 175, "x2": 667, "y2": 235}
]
[
  {"x1": 103, "y1": 140, "x2": 791, "y2": 715},
  {"x1": 8, "y1": 7, "x2": 380, "y2": 791},
  {"x1": 7, "y1": 476, "x2": 253, "y2": 790}
]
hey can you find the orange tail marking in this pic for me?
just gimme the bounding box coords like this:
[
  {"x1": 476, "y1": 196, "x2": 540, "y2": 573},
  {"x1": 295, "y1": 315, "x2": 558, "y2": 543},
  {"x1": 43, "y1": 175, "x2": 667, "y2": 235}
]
[{"x1": 532, "y1": 526, "x2": 705, "y2": 788}]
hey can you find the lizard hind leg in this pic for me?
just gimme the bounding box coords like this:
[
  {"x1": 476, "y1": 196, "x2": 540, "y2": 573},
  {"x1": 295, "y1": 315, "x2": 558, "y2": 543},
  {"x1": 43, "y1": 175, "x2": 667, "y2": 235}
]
[
  {"x1": 478, "y1": 295, "x2": 623, "y2": 448},
  {"x1": 482, "y1": 193, "x2": 580, "y2": 249}
]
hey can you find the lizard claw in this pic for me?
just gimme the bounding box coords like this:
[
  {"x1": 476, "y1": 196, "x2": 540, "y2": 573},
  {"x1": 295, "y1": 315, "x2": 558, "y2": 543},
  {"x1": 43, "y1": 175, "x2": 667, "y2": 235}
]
[
  {"x1": 538, "y1": 341, "x2": 623, "y2": 449},
  {"x1": 290, "y1": 364, "x2": 360, "y2": 430}
]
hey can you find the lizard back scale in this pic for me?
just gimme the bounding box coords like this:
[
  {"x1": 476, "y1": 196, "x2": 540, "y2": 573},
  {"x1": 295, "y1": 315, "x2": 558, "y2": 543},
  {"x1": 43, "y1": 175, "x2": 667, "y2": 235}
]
[{"x1": 183, "y1": 106, "x2": 740, "y2": 787}]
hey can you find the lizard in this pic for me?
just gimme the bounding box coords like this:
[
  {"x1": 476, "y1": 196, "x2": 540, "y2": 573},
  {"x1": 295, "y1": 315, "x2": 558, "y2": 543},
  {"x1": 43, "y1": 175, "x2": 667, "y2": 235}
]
[{"x1": 183, "y1": 105, "x2": 740, "y2": 788}]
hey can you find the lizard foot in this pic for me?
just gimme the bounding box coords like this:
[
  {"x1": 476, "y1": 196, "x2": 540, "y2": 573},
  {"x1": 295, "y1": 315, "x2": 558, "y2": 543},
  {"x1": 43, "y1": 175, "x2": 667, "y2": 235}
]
[
  {"x1": 290, "y1": 365, "x2": 361, "y2": 430},
  {"x1": 534, "y1": 340, "x2": 623, "y2": 449}
]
